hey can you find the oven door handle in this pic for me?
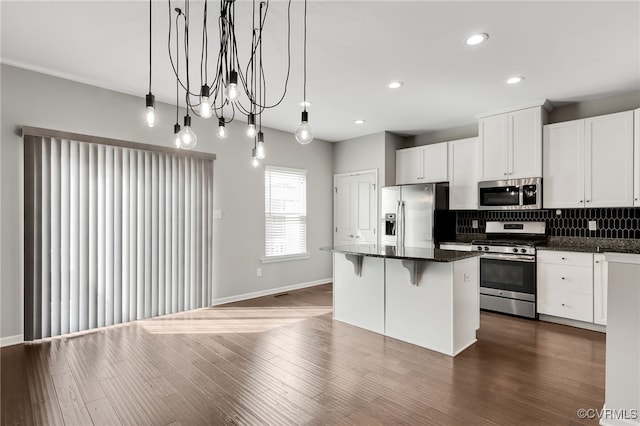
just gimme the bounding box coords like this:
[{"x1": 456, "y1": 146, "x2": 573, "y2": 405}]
[{"x1": 481, "y1": 253, "x2": 535, "y2": 263}]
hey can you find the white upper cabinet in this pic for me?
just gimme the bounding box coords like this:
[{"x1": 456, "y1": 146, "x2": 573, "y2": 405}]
[
  {"x1": 543, "y1": 110, "x2": 634, "y2": 208},
  {"x1": 448, "y1": 137, "x2": 479, "y2": 210},
  {"x1": 479, "y1": 106, "x2": 545, "y2": 180},
  {"x1": 396, "y1": 142, "x2": 448, "y2": 185},
  {"x1": 634, "y1": 108, "x2": 640, "y2": 207},
  {"x1": 543, "y1": 120, "x2": 585, "y2": 208},
  {"x1": 585, "y1": 111, "x2": 634, "y2": 207},
  {"x1": 478, "y1": 114, "x2": 508, "y2": 180},
  {"x1": 396, "y1": 146, "x2": 423, "y2": 185}
]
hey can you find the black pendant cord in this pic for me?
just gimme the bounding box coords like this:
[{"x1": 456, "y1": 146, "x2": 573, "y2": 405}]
[
  {"x1": 148, "y1": 0, "x2": 152, "y2": 94},
  {"x1": 175, "y1": 12, "x2": 180, "y2": 125},
  {"x1": 302, "y1": 0, "x2": 307, "y2": 113}
]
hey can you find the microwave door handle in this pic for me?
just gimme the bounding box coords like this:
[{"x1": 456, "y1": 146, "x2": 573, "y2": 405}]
[{"x1": 519, "y1": 186, "x2": 524, "y2": 207}]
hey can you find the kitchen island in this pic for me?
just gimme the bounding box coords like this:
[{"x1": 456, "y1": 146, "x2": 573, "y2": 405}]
[{"x1": 327, "y1": 245, "x2": 481, "y2": 356}]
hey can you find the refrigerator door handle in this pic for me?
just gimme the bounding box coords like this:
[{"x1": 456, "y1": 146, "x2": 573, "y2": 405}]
[
  {"x1": 396, "y1": 200, "x2": 401, "y2": 247},
  {"x1": 400, "y1": 201, "x2": 405, "y2": 248}
]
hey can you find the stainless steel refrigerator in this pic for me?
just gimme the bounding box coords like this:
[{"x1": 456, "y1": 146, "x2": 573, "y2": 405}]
[{"x1": 380, "y1": 183, "x2": 455, "y2": 248}]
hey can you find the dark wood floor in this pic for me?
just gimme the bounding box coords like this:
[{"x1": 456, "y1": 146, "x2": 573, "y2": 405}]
[{"x1": 2, "y1": 283, "x2": 605, "y2": 425}]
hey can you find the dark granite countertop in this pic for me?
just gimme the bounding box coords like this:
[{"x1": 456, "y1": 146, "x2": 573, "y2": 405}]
[
  {"x1": 539, "y1": 237, "x2": 640, "y2": 255},
  {"x1": 322, "y1": 245, "x2": 482, "y2": 262}
]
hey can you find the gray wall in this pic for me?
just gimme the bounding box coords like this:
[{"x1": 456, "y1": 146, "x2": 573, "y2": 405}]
[
  {"x1": 403, "y1": 90, "x2": 640, "y2": 148},
  {"x1": 549, "y1": 91, "x2": 640, "y2": 123},
  {"x1": 0, "y1": 64, "x2": 334, "y2": 341}
]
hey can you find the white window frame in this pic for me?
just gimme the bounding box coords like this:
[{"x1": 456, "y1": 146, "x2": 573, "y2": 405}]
[{"x1": 261, "y1": 165, "x2": 309, "y2": 263}]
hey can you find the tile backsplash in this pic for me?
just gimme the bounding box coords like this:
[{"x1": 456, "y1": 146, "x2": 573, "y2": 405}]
[{"x1": 456, "y1": 208, "x2": 640, "y2": 239}]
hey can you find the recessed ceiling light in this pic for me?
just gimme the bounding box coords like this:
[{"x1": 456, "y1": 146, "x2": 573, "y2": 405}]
[
  {"x1": 506, "y1": 76, "x2": 525, "y2": 85},
  {"x1": 387, "y1": 81, "x2": 403, "y2": 89},
  {"x1": 299, "y1": 101, "x2": 312, "y2": 108},
  {"x1": 354, "y1": 120, "x2": 365, "y2": 125},
  {"x1": 465, "y1": 33, "x2": 489, "y2": 46}
]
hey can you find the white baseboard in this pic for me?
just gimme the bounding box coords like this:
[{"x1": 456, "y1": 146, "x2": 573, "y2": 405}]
[
  {"x1": 539, "y1": 314, "x2": 606, "y2": 333},
  {"x1": 211, "y1": 278, "x2": 332, "y2": 307},
  {"x1": 0, "y1": 334, "x2": 24, "y2": 348}
]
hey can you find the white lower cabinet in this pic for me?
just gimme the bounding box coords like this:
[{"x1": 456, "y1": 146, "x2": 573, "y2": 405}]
[
  {"x1": 385, "y1": 257, "x2": 478, "y2": 356},
  {"x1": 593, "y1": 254, "x2": 608, "y2": 326},
  {"x1": 333, "y1": 253, "x2": 385, "y2": 334},
  {"x1": 537, "y1": 250, "x2": 594, "y2": 323}
]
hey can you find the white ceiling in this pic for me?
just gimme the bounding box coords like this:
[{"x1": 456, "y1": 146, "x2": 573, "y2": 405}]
[{"x1": 2, "y1": 1, "x2": 639, "y2": 142}]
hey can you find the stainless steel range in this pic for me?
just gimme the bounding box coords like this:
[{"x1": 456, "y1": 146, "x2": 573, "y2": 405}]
[{"x1": 472, "y1": 221, "x2": 547, "y2": 319}]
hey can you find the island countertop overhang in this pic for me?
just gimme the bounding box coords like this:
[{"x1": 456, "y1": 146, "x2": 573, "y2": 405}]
[{"x1": 322, "y1": 244, "x2": 482, "y2": 263}]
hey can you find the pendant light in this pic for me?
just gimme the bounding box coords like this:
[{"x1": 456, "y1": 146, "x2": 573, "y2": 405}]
[
  {"x1": 256, "y1": 131, "x2": 265, "y2": 159},
  {"x1": 251, "y1": 147, "x2": 259, "y2": 168},
  {"x1": 226, "y1": 70, "x2": 239, "y2": 102},
  {"x1": 216, "y1": 117, "x2": 228, "y2": 139},
  {"x1": 145, "y1": 0, "x2": 155, "y2": 127},
  {"x1": 173, "y1": 123, "x2": 182, "y2": 148},
  {"x1": 295, "y1": 0, "x2": 313, "y2": 145},
  {"x1": 180, "y1": 115, "x2": 198, "y2": 149},
  {"x1": 246, "y1": 113, "x2": 257, "y2": 138},
  {"x1": 200, "y1": 84, "x2": 212, "y2": 118}
]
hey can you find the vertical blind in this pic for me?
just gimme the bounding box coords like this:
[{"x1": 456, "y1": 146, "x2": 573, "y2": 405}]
[
  {"x1": 24, "y1": 134, "x2": 214, "y2": 341},
  {"x1": 264, "y1": 165, "x2": 307, "y2": 257}
]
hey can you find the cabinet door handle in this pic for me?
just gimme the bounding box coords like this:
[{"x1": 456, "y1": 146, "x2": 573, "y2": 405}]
[
  {"x1": 504, "y1": 173, "x2": 508, "y2": 176},
  {"x1": 579, "y1": 200, "x2": 584, "y2": 203},
  {"x1": 561, "y1": 303, "x2": 566, "y2": 307},
  {"x1": 586, "y1": 200, "x2": 591, "y2": 203},
  {"x1": 561, "y1": 257, "x2": 566, "y2": 260},
  {"x1": 561, "y1": 277, "x2": 565, "y2": 280}
]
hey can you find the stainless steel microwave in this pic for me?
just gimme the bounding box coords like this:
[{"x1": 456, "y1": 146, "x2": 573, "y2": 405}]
[{"x1": 478, "y1": 177, "x2": 542, "y2": 210}]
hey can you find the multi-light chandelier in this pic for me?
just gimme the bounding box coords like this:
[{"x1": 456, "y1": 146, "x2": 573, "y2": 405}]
[{"x1": 144, "y1": 0, "x2": 313, "y2": 166}]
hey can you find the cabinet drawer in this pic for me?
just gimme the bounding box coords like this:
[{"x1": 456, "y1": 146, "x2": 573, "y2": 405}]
[
  {"x1": 537, "y1": 250, "x2": 593, "y2": 266},
  {"x1": 537, "y1": 264, "x2": 593, "y2": 295},
  {"x1": 537, "y1": 283, "x2": 593, "y2": 322}
]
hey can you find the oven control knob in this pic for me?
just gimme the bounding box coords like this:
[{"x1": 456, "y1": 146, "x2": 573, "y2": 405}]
[
  {"x1": 477, "y1": 246, "x2": 483, "y2": 251},
  {"x1": 484, "y1": 246, "x2": 489, "y2": 251},
  {"x1": 520, "y1": 248, "x2": 527, "y2": 254},
  {"x1": 512, "y1": 248, "x2": 518, "y2": 253}
]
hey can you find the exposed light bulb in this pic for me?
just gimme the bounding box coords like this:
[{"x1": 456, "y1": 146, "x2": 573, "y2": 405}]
[
  {"x1": 145, "y1": 93, "x2": 156, "y2": 127},
  {"x1": 200, "y1": 85, "x2": 212, "y2": 118},
  {"x1": 180, "y1": 115, "x2": 198, "y2": 150},
  {"x1": 246, "y1": 113, "x2": 257, "y2": 138},
  {"x1": 216, "y1": 118, "x2": 228, "y2": 140},
  {"x1": 225, "y1": 70, "x2": 239, "y2": 101},
  {"x1": 173, "y1": 123, "x2": 182, "y2": 148},
  {"x1": 200, "y1": 97, "x2": 212, "y2": 118},
  {"x1": 295, "y1": 111, "x2": 313, "y2": 145},
  {"x1": 256, "y1": 131, "x2": 265, "y2": 159},
  {"x1": 251, "y1": 148, "x2": 260, "y2": 168}
]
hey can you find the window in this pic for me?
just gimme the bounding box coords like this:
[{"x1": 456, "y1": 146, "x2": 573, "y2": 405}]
[{"x1": 264, "y1": 166, "x2": 307, "y2": 260}]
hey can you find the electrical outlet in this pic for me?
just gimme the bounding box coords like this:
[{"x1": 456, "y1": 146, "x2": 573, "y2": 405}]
[
  {"x1": 588, "y1": 220, "x2": 597, "y2": 231},
  {"x1": 256, "y1": 267, "x2": 262, "y2": 277},
  {"x1": 463, "y1": 273, "x2": 470, "y2": 283},
  {"x1": 472, "y1": 220, "x2": 479, "y2": 229}
]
